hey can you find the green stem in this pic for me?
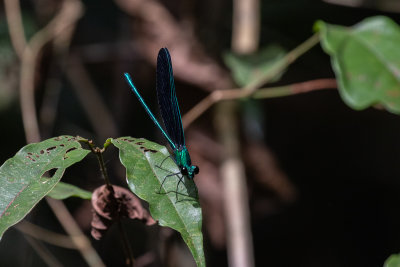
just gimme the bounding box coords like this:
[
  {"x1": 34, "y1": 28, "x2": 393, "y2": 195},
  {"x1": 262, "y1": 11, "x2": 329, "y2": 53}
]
[
  {"x1": 96, "y1": 151, "x2": 112, "y2": 188},
  {"x1": 244, "y1": 32, "x2": 321, "y2": 94},
  {"x1": 253, "y1": 86, "x2": 293, "y2": 98},
  {"x1": 78, "y1": 137, "x2": 112, "y2": 187}
]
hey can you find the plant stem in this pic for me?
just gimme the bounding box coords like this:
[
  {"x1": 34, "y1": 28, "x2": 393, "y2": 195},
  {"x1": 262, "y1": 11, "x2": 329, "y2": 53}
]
[
  {"x1": 80, "y1": 138, "x2": 135, "y2": 266},
  {"x1": 23, "y1": 235, "x2": 63, "y2": 267},
  {"x1": 46, "y1": 197, "x2": 105, "y2": 267},
  {"x1": 253, "y1": 78, "x2": 337, "y2": 99},
  {"x1": 80, "y1": 138, "x2": 113, "y2": 188},
  {"x1": 96, "y1": 149, "x2": 112, "y2": 188},
  {"x1": 182, "y1": 33, "x2": 321, "y2": 129},
  {"x1": 118, "y1": 220, "x2": 135, "y2": 267}
]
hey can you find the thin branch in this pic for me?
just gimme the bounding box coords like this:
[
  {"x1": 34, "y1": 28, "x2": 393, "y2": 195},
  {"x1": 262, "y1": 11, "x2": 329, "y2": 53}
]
[
  {"x1": 4, "y1": 0, "x2": 26, "y2": 58},
  {"x1": 46, "y1": 197, "x2": 106, "y2": 267},
  {"x1": 221, "y1": 0, "x2": 259, "y2": 266},
  {"x1": 19, "y1": 0, "x2": 84, "y2": 143},
  {"x1": 232, "y1": 0, "x2": 260, "y2": 53},
  {"x1": 253, "y1": 78, "x2": 337, "y2": 98},
  {"x1": 182, "y1": 33, "x2": 321, "y2": 129},
  {"x1": 79, "y1": 138, "x2": 113, "y2": 188},
  {"x1": 115, "y1": 0, "x2": 232, "y2": 91},
  {"x1": 65, "y1": 54, "x2": 119, "y2": 141},
  {"x1": 23, "y1": 235, "x2": 63, "y2": 267},
  {"x1": 16, "y1": 220, "x2": 77, "y2": 249},
  {"x1": 182, "y1": 90, "x2": 233, "y2": 129},
  {"x1": 216, "y1": 101, "x2": 256, "y2": 267},
  {"x1": 182, "y1": 77, "x2": 335, "y2": 129},
  {"x1": 243, "y1": 33, "x2": 321, "y2": 95},
  {"x1": 39, "y1": 79, "x2": 62, "y2": 138},
  {"x1": 5, "y1": 2, "x2": 106, "y2": 267},
  {"x1": 79, "y1": 137, "x2": 134, "y2": 266},
  {"x1": 118, "y1": 221, "x2": 135, "y2": 267}
]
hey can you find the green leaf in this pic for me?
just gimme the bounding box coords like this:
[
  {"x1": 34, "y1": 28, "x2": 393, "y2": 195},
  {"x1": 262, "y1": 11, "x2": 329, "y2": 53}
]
[
  {"x1": 111, "y1": 137, "x2": 204, "y2": 267},
  {"x1": 384, "y1": 253, "x2": 400, "y2": 267},
  {"x1": 47, "y1": 182, "x2": 92, "y2": 200},
  {"x1": 0, "y1": 136, "x2": 90, "y2": 238},
  {"x1": 223, "y1": 45, "x2": 286, "y2": 87},
  {"x1": 316, "y1": 16, "x2": 400, "y2": 114}
]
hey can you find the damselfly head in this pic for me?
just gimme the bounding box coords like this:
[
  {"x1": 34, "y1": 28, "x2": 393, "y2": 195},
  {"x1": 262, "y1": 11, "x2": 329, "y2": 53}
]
[{"x1": 183, "y1": 165, "x2": 199, "y2": 179}]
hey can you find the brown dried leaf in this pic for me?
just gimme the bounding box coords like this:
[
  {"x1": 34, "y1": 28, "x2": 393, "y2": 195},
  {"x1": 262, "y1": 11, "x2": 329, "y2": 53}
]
[{"x1": 91, "y1": 185, "x2": 156, "y2": 240}]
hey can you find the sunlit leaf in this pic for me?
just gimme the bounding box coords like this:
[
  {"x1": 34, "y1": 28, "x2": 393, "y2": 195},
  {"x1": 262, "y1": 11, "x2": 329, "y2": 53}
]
[
  {"x1": 0, "y1": 136, "x2": 90, "y2": 238},
  {"x1": 111, "y1": 137, "x2": 204, "y2": 267},
  {"x1": 316, "y1": 16, "x2": 400, "y2": 114}
]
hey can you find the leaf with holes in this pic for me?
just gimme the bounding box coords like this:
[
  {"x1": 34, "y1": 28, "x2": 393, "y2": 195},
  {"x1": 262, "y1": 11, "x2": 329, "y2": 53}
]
[
  {"x1": 111, "y1": 137, "x2": 204, "y2": 267},
  {"x1": 47, "y1": 182, "x2": 92, "y2": 200},
  {"x1": 0, "y1": 136, "x2": 90, "y2": 238},
  {"x1": 316, "y1": 16, "x2": 400, "y2": 114}
]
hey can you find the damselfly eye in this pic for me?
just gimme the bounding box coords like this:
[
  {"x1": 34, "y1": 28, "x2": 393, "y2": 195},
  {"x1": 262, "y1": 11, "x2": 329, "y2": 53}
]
[
  {"x1": 181, "y1": 167, "x2": 188, "y2": 175},
  {"x1": 194, "y1": 166, "x2": 199, "y2": 174}
]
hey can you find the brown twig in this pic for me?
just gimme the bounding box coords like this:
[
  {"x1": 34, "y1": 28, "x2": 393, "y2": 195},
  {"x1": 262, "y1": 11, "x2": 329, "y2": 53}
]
[
  {"x1": 23, "y1": 235, "x2": 63, "y2": 267},
  {"x1": 15, "y1": 220, "x2": 77, "y2": 249},
  {"x1": 183, "y1": 77, "x2": 335, "y2": 131},
  {"x1": 114, "y1": 0, "x2": 232, "y2": 91},
  {"x1": 220, "y1": 0, "x2": 259, "y2": 265},
  {"x1": 46, "y1": 197, "x2": 105, "y2": 267},
  {"x1": 39, "y1": 79, "x2": 62, "y2": 138},
  {"x1": 65, "y1": 54, "x2": 119, "y2": 141},
  {"x1": 232, "y1": 0, "x2": 260, "y2": 53},
  {"x1": 118, "y1": 221, "x2": 135, "y2": 267},
  {"x1": 5, "y1": 1, "x2": 106, "y2": 266},
  {"x1": 38, "y1": 4, "x2": 79, "y2": 139},
  {"x1": 216, "y1": 100, "x2": 255, "y2": 267},
  {"x1": 4, "y1": 0, "x2": 27, "y2": 58},
  {"x1": 182, "y1": 34, "x2": 322, "y2": 129},
  {"x1": 18, "y1": 0, "x2": 84, "y2": 143},
  {"x1": 81, "y1": 137, "x2": 135, "y2": 266},
  {"x1": 242, "y1": 33, "x2": 320, "y2": 95}
]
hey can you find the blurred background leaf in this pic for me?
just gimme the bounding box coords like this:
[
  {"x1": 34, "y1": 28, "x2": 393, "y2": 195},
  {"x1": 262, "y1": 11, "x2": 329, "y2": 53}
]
[
  {"x1": 317, "y1": 16, "x2": 400, "y2": 113},
  {"x1": 223, "y1": 45, "x2": 286, "y2": 87},
  {"x1": 47, "y1": 181, "x2": 92, "y2": 200},
  {"x1": 384, "y1": 253, "x2": 400, "y2": 267}
]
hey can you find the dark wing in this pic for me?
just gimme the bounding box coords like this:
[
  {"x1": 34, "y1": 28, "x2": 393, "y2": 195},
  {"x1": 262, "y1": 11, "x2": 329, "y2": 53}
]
[{"x1": 156, "y1": 48, "x2": 185, "y2": 148}]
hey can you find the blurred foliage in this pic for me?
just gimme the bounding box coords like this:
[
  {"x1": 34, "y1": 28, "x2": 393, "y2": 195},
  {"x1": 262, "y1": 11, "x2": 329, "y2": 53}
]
[
  {"x1": 0, "y1": 13, "x2": 37, "y2": 111},
  {"x1": 0, "y1": 20, "x2": 17, "y2": 111},
  {"x1": 385, "y1": 253, "x2": 400, "y2": 267},
  {"x1": 47, "y1": 181, "x2": 92, "y2": 199},
  {"x1": 223, "y1": 45, "x2": 286, "y2": 87},
  {"x1": 317, "y1": 16, "x2": 400, "y2": 114}
]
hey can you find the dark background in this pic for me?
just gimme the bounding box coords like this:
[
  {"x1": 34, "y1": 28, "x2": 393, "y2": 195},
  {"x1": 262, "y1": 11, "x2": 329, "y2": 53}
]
[{"x1": 1, "y1": 0, "x2": 400, "y2": 266}]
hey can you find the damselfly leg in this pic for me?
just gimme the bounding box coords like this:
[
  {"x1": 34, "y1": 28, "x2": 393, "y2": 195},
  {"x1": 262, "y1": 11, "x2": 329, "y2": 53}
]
[{"x1": 155, "y1": 156, "x2": 198, "y2": 201}]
